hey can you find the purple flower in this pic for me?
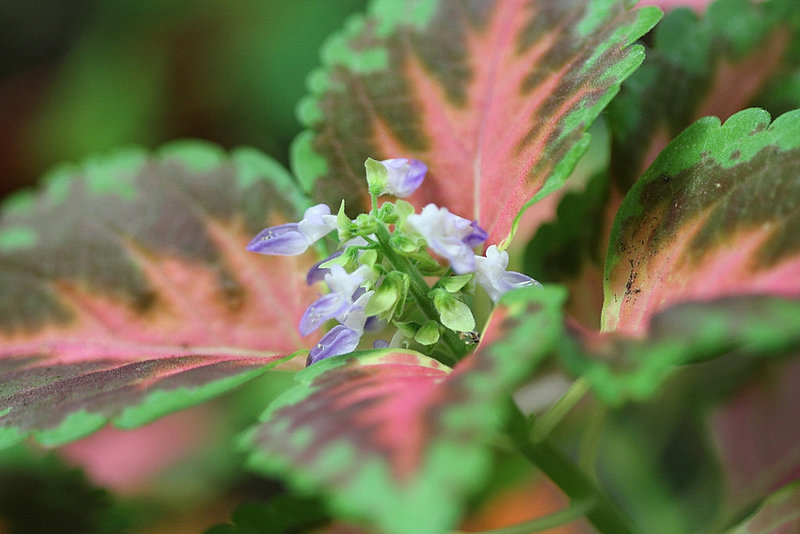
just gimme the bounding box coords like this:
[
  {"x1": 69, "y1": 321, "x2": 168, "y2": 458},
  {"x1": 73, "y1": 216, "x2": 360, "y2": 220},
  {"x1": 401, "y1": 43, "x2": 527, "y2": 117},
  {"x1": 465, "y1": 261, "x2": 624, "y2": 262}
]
[
  {"x1": 306, "y1": 325, "x2": 362, "y2": 366},
  {"x1": 247, "y1": 204, "x2": 336, "y2": 256},
  {"x1": 463, "y1": 220, "x2": 489, "y2": 249},
  {"x1": 474, "y1": 245, "x2": 540, "y2": 302},
  {"x1": 306, "y1": 250, "x2": 343, "y2": 285},
  {"x1": 299, "y1": 265, "x2": 371, "y2": 335},
  {"x1": 406, "y1": 204, "x2": 487, "y2": 274},
  {"x1": 305, "y1": 289, "x2": 373, "y2": 365},
  {"x1": 381, "y1": 158, "x2": 427, "y2": 197}
]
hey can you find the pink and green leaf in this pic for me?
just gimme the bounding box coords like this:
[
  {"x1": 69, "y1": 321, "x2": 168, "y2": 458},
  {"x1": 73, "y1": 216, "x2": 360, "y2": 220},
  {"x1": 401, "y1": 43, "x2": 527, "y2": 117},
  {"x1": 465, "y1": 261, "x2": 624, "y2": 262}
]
[
  {"x1": 609, "y1": 0, "x2": 800, "y2": 189},
  {"x1": 0, "y1": 355, "x2": 292, "y2": 449},
  {"x1": 726, "y1": 480, "x2": 800, "y2": 534},
  {"x1": 603, "y1": 108, "x2": 800, "y2": 335},
  {"x1": 0, "y1": 141, "x2": 318, "y2": 447},
  {"x1": 711, "y1": 357, "x2": 800, "y2": 512},
  {"x1": 560, "y1": 296, "x2": 800, "y2": 405},
  {"x1": 293, "y1": 0, "x2": 660, "y2": 245},
  {"x1": 245, "y1": 286, "x2": 566, "y2": 534}
]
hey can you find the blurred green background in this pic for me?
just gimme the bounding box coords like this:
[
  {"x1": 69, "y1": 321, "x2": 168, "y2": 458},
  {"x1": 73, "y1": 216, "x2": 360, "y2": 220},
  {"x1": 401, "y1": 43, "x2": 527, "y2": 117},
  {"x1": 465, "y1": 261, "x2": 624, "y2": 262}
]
[{"x1": 0, "y1": 0, "x2": 367, "y2": 200}]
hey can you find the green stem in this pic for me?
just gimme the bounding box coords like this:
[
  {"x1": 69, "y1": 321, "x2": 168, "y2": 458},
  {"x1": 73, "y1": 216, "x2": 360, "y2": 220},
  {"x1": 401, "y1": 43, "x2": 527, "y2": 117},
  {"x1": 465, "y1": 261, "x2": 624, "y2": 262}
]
[
  {"x1": 452, "y1": 498, "x2": 594, "y2": 534},
  {"x1": 531, "y1": 377, "x2": 590, "y2": 443},
  {"x1": 374, "y1": 223, "x2": 467, "y2": 360},
  {"x1": 578, "y1": 402, "x2": 606, "y2": 476},
  {"x1": 506, "y1": 401, "x2": 639, "y2": 534}
]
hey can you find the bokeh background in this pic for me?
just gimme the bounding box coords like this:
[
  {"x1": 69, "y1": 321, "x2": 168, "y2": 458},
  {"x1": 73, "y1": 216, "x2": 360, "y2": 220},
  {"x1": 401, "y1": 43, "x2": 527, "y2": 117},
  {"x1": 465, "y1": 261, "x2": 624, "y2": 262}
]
[{"x1": 0, "y1": 0, "x2": 367, "y2": 200}]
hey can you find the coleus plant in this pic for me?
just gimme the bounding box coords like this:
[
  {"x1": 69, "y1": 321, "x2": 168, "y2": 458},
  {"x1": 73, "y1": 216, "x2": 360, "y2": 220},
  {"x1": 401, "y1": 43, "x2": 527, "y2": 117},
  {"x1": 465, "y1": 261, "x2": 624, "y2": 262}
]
[{"x1": 1, "y1": 0, "x2": 800, "y2": 533}]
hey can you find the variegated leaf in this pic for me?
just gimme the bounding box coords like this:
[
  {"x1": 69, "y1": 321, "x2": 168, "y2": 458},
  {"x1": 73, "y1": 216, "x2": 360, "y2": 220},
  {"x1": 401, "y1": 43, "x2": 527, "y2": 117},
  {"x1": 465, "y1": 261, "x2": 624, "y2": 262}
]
[
  {"x1": 603, "y1": 108, "x2": 800, "y2": 335},
  {"x1": 293, "y1": 0, "x2": 659, "y2": 245},
  {"x1": 245, "y1": 286, "x2": 565, "y2": 534},
  {"x1": 0, "y1": 142, "x2": 317, "y2": 447},
  {"x1": 609, "y1": 0, "x2": 800, "y2": 189}
]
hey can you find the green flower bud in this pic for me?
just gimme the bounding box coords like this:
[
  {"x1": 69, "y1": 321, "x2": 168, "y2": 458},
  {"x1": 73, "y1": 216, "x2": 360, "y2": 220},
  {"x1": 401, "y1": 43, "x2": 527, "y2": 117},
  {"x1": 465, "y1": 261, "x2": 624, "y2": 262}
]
[
  {"x1": 430, "y1": 288, "x2": 475, "y2": 332},
  {"x1": 365, "y1": 157, "x2": 389, "y2": 197},
  {"x1": 354, "y1": 213, "x2": 379, "y2": 235},
  {"x1": 336, "y1": 200, "x2": 353, "y2": 241},
  {"x1": 389, "y1": 234, "x2": 422, "y2": 253},
  {"x1": 376, "y1": 202, "x2": 399, "y2": 224}
]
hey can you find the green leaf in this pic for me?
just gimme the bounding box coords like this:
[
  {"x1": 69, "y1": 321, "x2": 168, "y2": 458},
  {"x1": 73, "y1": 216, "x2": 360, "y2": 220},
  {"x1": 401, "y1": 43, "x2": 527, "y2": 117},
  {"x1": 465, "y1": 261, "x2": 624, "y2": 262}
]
[
  {"x1": 0, "y1": 142, "x2": 317, "y2": 447},
  {"x1": 245, "y1": 286, "x2": 566, "y2": 534},
  {"x1": 293, "y1": 0, "x2": 660, "y2": 245},
  {"x1": 726, "y1": 481, "x2": 800, "y2": 534},
  {"x1": 603, "y1": 108, "x2": 800, "y2": 335},
  {"x1": 561, "y1": 295, "x2": 800, "y2": 405}
]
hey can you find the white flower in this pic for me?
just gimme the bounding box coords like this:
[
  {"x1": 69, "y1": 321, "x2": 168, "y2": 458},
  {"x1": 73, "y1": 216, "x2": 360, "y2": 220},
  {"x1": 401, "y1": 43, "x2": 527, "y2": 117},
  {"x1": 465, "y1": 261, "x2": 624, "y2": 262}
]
[
  {"x1": 475, "y1": 245, "x2": 540, "y2": 302},
  {"x1": 407, "y1": 204, "x2": 487, "y2": 274}
]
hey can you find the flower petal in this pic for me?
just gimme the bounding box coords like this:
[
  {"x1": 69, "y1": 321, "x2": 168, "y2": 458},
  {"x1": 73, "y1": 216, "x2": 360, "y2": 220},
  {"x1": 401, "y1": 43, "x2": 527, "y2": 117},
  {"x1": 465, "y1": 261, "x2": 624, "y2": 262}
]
[
  {"x1": 307, "y1": 325, "x2": 362, "y2": 365},
  {"x1": 246, "y1": 223, "x2": 309, "y2": 255},
  {"x1": 462, "y1": 221, "x2": 488, "y2": 249},
  {"x1": 306, "y1": 250, "x2": 343, "y2": 285},
  {"x1": 475, "y1": 245, "x2": 540, "y2": 301},
  {"x1": 382, "y1": 158, "x2": 427, "y2": 197},
  {"x1": 298, "y1": 204, "x2": 337, "y2": 243},
  {"x1": 299, "y1": 293, "x2": 349, "y2": 336}
]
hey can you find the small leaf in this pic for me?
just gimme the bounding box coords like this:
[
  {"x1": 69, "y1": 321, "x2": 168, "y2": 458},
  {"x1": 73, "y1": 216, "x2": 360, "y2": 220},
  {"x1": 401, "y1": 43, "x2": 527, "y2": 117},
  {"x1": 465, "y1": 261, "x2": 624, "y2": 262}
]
[
  {"x1": 603, "y1": 108, "x2": 800, "y2": 335},
  {"x1": 414, "y1": 321, "x2": 440, "y2": 346},
  {"x1": 245, "y1": 286, "x2": 566, "y2": 534},
  {"x1": 294, "y1": 0, "x2": 660, "y2": 245},
  {"x1": 0, "y1": 142, "x2": 318, "y2": 446},
  {"x1": 439, "y1": 274, "x2": 473, "y2": 293},
  {"x1": 431, "y1": 288, "x2": 475, "y2": 332},
  {"x1": 364, "y1": 271, "x2": 408, "y2": 318}
]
